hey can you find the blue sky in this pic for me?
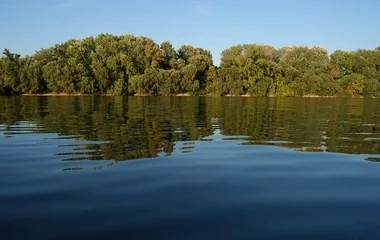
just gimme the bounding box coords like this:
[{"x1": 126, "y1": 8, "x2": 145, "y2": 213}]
[{"x1": 0, "y1": 0, "x2": 379, "y2": 65}]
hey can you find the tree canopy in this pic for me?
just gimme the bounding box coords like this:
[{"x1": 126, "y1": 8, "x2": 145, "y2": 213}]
[{"x1": 1, "y1": 33, "x2": 379, "y2": 97}]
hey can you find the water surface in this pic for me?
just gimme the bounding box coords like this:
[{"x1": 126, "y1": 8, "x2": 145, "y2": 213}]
[{"x1": 1, "y1": 96, "x2": 380, "y2": 240}]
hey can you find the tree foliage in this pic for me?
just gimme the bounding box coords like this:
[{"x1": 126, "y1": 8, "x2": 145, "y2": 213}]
[{"x1": 1, "y1": 34, "x2": 380, "y2": 97}]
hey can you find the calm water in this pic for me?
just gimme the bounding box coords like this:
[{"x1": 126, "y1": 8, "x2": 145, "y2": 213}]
[{"x1": 1, "y1": 96, "x2": 380, "y2": 240}]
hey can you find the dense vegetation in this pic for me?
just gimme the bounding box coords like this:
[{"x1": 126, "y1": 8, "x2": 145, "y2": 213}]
[{"x1": 1, "y1": 33, "x2": 380, "y2": 97}]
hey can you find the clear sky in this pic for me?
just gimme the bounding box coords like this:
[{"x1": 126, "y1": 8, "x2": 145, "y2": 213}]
[{"x1": 0, "y1": 0, "x2": 379, "y2": 65}]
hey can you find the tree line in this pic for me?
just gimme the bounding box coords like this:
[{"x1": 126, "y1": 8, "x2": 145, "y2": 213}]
[{"x1": 1, "y1": 33, "x2": 380, "y2": 97}]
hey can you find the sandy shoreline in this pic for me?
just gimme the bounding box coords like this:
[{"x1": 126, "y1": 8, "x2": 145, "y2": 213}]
[
  {"x1": 21, "y1": 93, "x2": 192, "y2": 97},
  {"x1": 19, "y1": 93, "x2": 366, "y2": 98},
  {"x1": 22, "y1": 93, "x2": 90, "y2": 96}
]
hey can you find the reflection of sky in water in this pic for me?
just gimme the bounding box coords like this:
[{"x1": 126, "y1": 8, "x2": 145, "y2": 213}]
[{"x1": 0, "y1": 121, "x2": 114, "y2": 171}]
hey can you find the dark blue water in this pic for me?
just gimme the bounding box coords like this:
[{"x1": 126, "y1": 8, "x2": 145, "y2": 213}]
[{"x1": 1, "y1": 96, "x2": 380, "y2": 240}]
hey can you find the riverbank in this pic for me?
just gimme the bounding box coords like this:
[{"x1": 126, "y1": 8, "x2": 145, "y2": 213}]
[
  {"x1": 21, "y1": 93, "x2": 192, "y2": 97},
  {"x1": 17, "y1": 93, "x2": 366, "y2": 98},
  {"x1": 22, "y1": 93, "x2": 91, "y2": 96}
]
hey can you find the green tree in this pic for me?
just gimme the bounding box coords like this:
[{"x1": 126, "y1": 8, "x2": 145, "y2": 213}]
[
  {"x1": 340, "y1": 73, "x2": 365, "y2": 96},
  {"x1": 160, "y1": 41, "x2": 177, "y2": 70},
  {"x1": 1, "y1": 33, "x2": 380, "y2": 97},
  {"x1": 1, "y1": 49, "x2": 22, "y2": 93}
]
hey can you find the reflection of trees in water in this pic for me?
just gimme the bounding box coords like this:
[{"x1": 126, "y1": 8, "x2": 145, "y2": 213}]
[
  {"x1": 208, "y1": 97, "x2": 380, "y2": 155},
  {"x1": 0, "y1": 96, "x2": 214, "y2": 161},
  {"x1": 1, "y1": 96, "x2": 380, "y2": 162}
]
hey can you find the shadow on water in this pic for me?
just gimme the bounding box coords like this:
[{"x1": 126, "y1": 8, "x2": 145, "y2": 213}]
[{"x1": 2, "y1": 96, "x2": 380, "y2": 170}]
